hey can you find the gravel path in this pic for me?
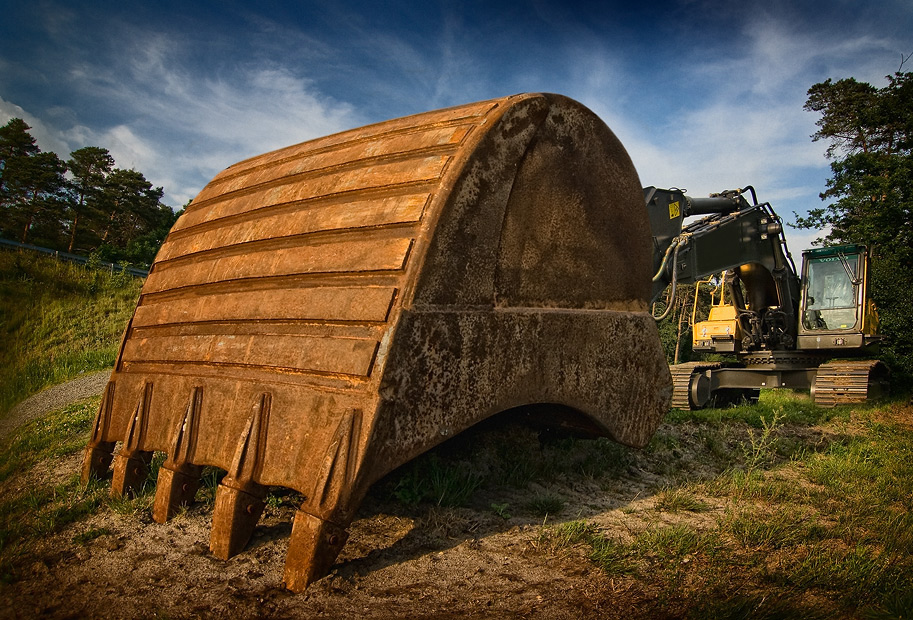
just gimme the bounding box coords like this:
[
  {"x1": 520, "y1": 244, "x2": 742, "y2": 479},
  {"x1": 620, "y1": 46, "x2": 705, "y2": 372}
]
[{"x1": 0, "y1": 370, "x2": 110, "y2": 441}]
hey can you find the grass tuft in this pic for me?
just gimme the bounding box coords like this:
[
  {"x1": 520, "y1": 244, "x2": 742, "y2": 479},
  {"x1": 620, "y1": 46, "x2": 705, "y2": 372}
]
[
  {"x1": 72, "y1": 526, "x2": 113, "y2": 545},
  {"x1": 525, "y1": 493, "x2": 566, "y2": 517},
  {"x1": 654, "y1": 487, "x2": 710, "y2": 513},
  {"x1": 392, "y1": 453, "x2": 484, "y2": 507}
]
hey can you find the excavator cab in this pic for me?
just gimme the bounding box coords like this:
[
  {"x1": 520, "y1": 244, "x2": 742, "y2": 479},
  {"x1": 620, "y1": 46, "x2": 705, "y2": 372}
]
[{"x1": 797, "y1": 244, "x2": 880, "y2": 352}]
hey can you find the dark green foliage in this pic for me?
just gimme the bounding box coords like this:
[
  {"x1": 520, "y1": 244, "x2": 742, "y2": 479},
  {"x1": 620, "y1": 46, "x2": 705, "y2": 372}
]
[
  {"x1": 804, "y1": 77, "x2": 881, "y2": 157},
  {"x1": 1, "y1": 119, "x2": 67, "y2": 246},
  {"x1": 655, "y1": 282, "x2": 696, "y2": 364},
  {"x1": 0, "y1": 118, "x2": 178, "y2": 267},
  {"x1": 0, "y1": 118, "x2": 39, "y2": 162},
  {"x1": 796, "y1": 71, "x2": 913, "y2": 386},
  {"x1": 90, "y1": 168, "x2": 176, "y2": 266},
  {"x1": 0, "y1": 138, "x2": 68, "y2": 245},
  {"x1": 65, "y1": 146, "x2": 114, "y2": 253}
]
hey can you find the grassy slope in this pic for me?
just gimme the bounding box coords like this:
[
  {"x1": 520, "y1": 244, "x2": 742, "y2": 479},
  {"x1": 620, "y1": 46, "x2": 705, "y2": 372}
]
[{"x1": 0, "y1": 251, "x2": 142, "y2": 416}]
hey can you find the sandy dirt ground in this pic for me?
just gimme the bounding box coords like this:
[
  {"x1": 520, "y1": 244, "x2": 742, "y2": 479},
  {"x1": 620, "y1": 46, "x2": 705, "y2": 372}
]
[
  {"x1": 0, "y1": 435, "x2": 737, "y2": 619},
  {"x1": 0, "y1": 376, "x2": 761, "y2": 619},
  {"x1": 2, "y1": 463, "x2": 684, "y2": 619}
]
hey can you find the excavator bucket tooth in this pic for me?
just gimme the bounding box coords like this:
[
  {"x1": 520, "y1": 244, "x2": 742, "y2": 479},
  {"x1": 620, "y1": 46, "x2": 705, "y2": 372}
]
[
  {"x1": 284, "y1": 510, "x2": 350, "y2": 591},
  {"x1": 152, "y1": 386, "x2": 205, "y2": 522},
  {"x1": 80, "y1": 93, "x2": 672, "y2": 590},
  {"x1": 80, "y1": 381, "x2": 117, "y2": 483},
  {"x1": 151, "y1": 464, "x2": 202, "y2": 523}
]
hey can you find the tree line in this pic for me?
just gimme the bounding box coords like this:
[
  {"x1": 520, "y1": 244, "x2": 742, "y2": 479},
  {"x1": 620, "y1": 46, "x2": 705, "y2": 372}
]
[
  {"x1": 0, "y1": 118, "x2": 180, "y2": 267},
  {"x1": 796, "y1": 69, "x2": 913, "y2": 384}
]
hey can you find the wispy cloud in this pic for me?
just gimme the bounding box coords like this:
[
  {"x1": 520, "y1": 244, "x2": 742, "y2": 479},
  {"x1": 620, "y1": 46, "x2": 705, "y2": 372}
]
[
  {"x1": 2, "y1": 0, "x2": 909, "y2": 232},
  {"x1": 564, "y1": 4, "x2": 905, "y2": 257},
  {"x1": 5, "y1": 14, "x2": 358, "y2": 207}
]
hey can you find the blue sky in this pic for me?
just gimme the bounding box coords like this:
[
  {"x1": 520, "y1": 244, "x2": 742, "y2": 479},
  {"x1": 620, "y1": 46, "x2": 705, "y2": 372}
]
[{"x1": 2, "y1": 0, "x2": 911, "y2": 251}]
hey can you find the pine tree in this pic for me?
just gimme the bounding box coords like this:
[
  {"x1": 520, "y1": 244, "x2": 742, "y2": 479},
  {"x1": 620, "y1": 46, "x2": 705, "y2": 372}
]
[
  {"x1": 66, "y1": 146, "x2": 114, "y2": 253},
  {"x1": 0, "y1": 119, "x2": 68, "y2": 245}
]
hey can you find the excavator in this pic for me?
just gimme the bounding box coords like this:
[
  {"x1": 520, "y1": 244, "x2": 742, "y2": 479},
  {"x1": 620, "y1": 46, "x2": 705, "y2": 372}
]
[{"x1": 645, "y1": 186, "x2": 887, "y2": 409}]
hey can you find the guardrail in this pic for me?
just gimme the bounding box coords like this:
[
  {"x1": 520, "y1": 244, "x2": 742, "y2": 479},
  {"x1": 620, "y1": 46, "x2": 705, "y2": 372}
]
[{"x1": 0, "y1": 238, "x2": 150, "y2": 277}]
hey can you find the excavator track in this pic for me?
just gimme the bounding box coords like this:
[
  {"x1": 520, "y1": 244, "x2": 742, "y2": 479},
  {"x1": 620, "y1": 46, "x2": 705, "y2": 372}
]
[
  {"x1": 742, "y1": 351, "x2": 828, "y2": 369},
  {"x1": 669, "y1": 362, "x2": 721, "y2": 410},
  {"x1": 813, "y1": 360, "x2": 889, "y2": 407}
]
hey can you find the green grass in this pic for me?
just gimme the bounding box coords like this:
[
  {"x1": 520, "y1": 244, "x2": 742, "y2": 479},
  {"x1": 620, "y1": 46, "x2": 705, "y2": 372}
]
[
  {"x1": 392, "y1": 452, "x2": 484, "y2": 507},
  {"x1": 724, "y1": 507, "x2": 828, "y2": 549},
  {"x1": 0, "y1": 397, "x2": 165, "y2": 583},
  {"x1": 0, "y1": 397, "x2": 99, "y2": 483},
  {"x1": 655, "y1": 487, "x2": 710, "y2": 513},
  {"x1": 537, "y1": 397, "x2": 913, "y2": 619},
  {"x1": 525, "y1": 493, "x2": 566, "y2": 517},
  {"x1": 0, "y1": 250, "x2": 142, "y2": 415},
  {"x1": 666, "y1": 389, "x2": 852, "y2": 427}
]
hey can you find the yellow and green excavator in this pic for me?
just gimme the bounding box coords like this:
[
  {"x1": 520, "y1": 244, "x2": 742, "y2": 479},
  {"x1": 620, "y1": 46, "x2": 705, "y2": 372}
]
[{"x1": 645, "y1": 186, "x2": 887, "y2": 409}]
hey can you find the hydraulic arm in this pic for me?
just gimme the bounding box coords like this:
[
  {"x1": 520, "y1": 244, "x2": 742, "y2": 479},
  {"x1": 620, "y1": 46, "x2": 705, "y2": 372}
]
[{"x1": 645, "y1": 186, "x2": 801, "y2": 353}]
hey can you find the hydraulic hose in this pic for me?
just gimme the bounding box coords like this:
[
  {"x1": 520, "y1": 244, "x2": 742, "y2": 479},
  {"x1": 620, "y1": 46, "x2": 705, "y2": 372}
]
[{"x1": 652, "y1": 235, "x2": 688, "y2": 321}]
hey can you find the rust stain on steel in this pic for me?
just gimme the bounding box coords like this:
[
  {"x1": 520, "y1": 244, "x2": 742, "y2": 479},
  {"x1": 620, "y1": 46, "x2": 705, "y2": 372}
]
[{"x1": 81, "y1": 93, "x2": 672, "y2": 591}]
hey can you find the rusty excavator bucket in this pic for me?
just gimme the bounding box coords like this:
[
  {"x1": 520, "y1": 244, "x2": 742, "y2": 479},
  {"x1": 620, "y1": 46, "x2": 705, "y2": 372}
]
[{"x1": 80, "y1": 93, "x2": 672, "y2": 591}]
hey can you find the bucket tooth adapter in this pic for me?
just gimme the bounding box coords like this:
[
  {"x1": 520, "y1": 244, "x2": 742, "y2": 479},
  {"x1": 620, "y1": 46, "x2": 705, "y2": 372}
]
[{"x1": 80, "y1": 93, "x2": 672, "y2": 591}]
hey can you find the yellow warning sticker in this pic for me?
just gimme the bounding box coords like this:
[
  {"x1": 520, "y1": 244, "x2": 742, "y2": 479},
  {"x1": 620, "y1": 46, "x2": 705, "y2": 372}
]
[{"x1": 669, "y1": 200, "x2": 681, "y2": 219}]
